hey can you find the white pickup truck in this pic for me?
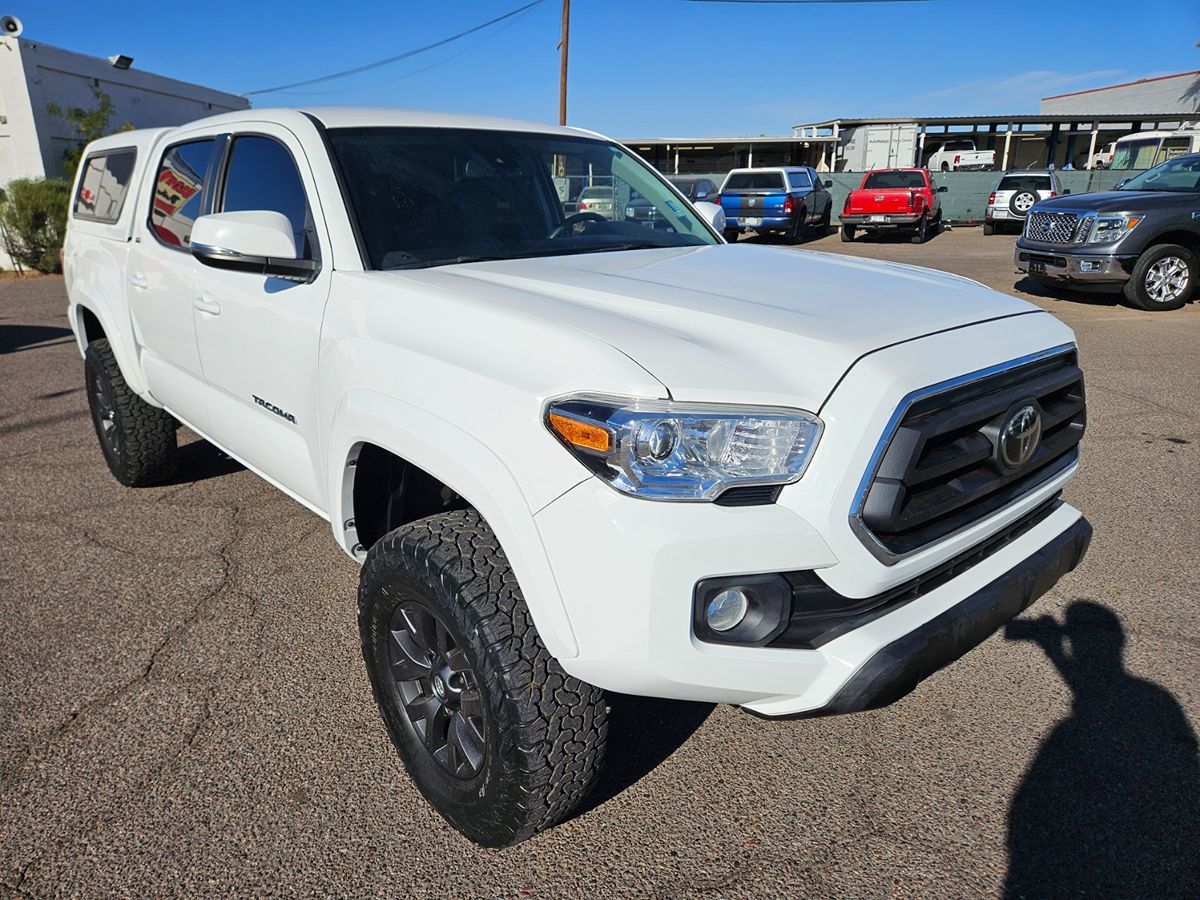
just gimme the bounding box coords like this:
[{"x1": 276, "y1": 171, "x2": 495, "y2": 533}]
[
  {"x1": 925, "y1": 138, "x2": 996, "y2": 172},
  {"x1": 63, "y1": 107, "x2": 1090, "y2": 847}
]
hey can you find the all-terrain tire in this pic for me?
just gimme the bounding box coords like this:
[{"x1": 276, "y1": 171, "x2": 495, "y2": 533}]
[
  {"x1": 1122, "y1": 244, "x2": 1197, "y2": 312},
  {"x1": 84, "y1": 338, "x2": 177, "y2": 486},
  {"x1": 358, "y1": 509, "x2": 608, "y2": 847}
]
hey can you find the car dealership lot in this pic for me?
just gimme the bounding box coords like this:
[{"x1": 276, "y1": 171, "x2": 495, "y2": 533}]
[{"x1": 2, "y1": 230, "x2": 1197, "y2": 897}]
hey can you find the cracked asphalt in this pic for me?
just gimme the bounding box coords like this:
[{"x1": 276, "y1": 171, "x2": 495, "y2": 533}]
[{"x1": 2, "y1": 228, "x2": 1197, "y2": 898}]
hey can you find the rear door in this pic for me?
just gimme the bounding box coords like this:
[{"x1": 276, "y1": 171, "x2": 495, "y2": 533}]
[
  {"x1": 127, "y1": 134, "x2": 221, "y2": 428},
  {"x1": 191, "y1": 126, "x2": 333, "y2": 508}
]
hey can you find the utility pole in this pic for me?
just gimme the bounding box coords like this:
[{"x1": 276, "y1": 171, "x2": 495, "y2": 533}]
[{"x1": 558, "y1": 0, "x2": 570, "y2": 125}]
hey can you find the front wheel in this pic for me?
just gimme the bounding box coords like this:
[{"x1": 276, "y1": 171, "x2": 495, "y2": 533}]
[
  {"x1": 1122, "y1": 244, "x2": 1197, "y2": 311},
  {"x1": 819, "y1": 204, "x2": 831, "y2": 235},
  {"x1": 358, "y1": 509, "x2": 608, "y2": 847}
]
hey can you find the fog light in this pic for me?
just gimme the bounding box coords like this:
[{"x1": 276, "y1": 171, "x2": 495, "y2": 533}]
[
  {"x1": 706, "y1": 589, "x2": 749, "y2": 632},
  {"x1": 1079, "y1": 260, "x2": 1101, "y2": 273}
]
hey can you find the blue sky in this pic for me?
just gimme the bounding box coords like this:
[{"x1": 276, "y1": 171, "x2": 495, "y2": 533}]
[{"x1": 29, "y1": 0, "x2": 1200, "y2": 137}]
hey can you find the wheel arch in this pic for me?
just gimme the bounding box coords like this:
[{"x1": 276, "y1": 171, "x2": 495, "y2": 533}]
[
  {"x1": 328, "y1": 388, "x2": 582, "y2": 660},
  {"x1": 1141, "y1": 230, "x2": 1200, "y2": 258},
  {"x1": 68, "y1": 282, "x2": 152, "y2": 398}
]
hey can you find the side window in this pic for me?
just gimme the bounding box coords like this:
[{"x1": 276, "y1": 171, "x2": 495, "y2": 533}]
[
  {"x1": 150, "y1": 139, "x2": 217, "y2": 249},
  {"x1": 220, "y1": 135, "x2": 313, "y2": 258},
  {"x1": 74, "y1": 149, "x2": 137, "y2": 223},
  {"x1": 792, "y1": 170, "x2": 812, "y2": 190}
]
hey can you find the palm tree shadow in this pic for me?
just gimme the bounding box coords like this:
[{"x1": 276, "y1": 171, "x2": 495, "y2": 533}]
[
  {"x1": 1004, "y1": 601, "x2": 1200, "y2": 898},
  {"x1": 568, "y1": 694, "x2": 715, "y2": 821}
]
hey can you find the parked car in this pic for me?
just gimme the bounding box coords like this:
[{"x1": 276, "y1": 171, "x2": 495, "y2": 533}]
[
  {"x1": 984, "y1": 171, "x2": 1064, "y2": 235},
  {"x1": 1015, "y1": 151, "x2": 1200, "y2": 310},
  {"x1": 64, "y1": 107, "x2": 1091, "y2": 848},
  {"x1": 626, "y1": 176, "x2": 719, "y2": 228},
  {"x1": 576, "y1": 185, "x2": 616, "y2": 219},
  {"x1": 925, "y1": 139, "x2": 995, "y2": 172},
  {"x1": 717, "y1": 166, "x2": 833, "y2": 243},
  {"x1": 840, "y1": 168, "x2": 944, "y2": 243},
  {"x1": 1090, "y1": 141, "x2": 1116, "y2": 170}
]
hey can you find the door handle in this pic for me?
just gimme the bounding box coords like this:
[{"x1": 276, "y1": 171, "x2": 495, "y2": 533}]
[
  {"x1": 192, "y1": 296, "x2": 222, "y2": 316},
  {"x1": 128, "y1": 272, "x2": 149, "y2": 291}
]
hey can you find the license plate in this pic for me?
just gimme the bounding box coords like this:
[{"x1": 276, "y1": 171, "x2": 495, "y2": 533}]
[
  {"x1": 1030, "y1": 260, "x2": 1047, "y2": 275},
  {"x1": 868, "y1": 215, "x2": 890, "y2": 223},
  {"x1": 743, "y1": 217, "x2": 761, "y2": 226}
]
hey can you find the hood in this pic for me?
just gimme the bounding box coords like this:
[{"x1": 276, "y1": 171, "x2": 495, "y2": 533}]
[
  {"x1": 1036, "y1": 190, "x2": 1200, "y2": 213},
  {"x1": 390, "y1": 244, "x2": 1039, "y2": 411}
]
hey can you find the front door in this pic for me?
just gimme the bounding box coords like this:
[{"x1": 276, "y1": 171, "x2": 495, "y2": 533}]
[
  {"x1": 127, "y1": 137, "x2": 220, "y2": 427},
  {"x1": 191, "y1": 128, "x2": 332, "y2": 509}
]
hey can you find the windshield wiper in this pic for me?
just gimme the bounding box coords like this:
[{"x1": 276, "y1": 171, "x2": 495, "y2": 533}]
[{"x1": 569, "y1": 241, "x2": 675, "y2": 255}]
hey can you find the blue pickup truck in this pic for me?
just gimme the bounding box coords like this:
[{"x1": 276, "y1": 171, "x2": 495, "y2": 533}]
[{"x1": 717, "y1": 166, "x2": 833, "y2": 243}]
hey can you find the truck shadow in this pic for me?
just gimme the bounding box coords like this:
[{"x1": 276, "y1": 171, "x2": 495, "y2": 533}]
[
  {"x1": 1013, "y1": 276, "x2": 1122, "y2": 307},
  {"x1": 1004, "y1": 601, "x2": 1200, "y2": 898},
  {"x1": 0, "y1": 323, "x2": 73, "y2": 355},
  {"x1": 568, "y1": 694, "x2": 715, "y2": 821},
  {"x1": 156, "y1": 438, "x2": 245, "y2": 486}
]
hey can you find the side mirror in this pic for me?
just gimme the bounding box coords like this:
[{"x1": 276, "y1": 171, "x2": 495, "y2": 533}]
[
  {"x1": 823, "y1": 179, "x2": 833, "y2": 188},
  {"x1": 937, "y1": 185, "x2": 948, "y2": 193},
  {"x1": 693, "y1": 200, "x2": 726, "y2": 234},
  {"x1": 191, "y1": 211, "x2": 316, "y2": 281}
]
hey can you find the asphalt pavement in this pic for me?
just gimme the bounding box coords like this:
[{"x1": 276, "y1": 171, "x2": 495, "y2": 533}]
[{"x1": 2, "y1": 227, "x2": 1197, "y2": 898}]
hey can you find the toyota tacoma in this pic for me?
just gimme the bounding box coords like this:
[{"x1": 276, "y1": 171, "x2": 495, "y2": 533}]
[{"x1": 63, "y1": 108, "x2": 1091, "y2": 847}]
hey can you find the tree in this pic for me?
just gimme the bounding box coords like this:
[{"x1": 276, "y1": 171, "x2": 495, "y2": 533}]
[{"x1": 46, "y1": 89, "x2": 133, "y2": 180}]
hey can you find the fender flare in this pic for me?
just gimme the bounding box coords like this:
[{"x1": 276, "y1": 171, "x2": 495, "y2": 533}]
[
  {"x1": 68, "y1": 278, "x2": 152, "y2": 399},
  {"x1": 327, "y1": 388, "x2": 583, "y2": 660}
]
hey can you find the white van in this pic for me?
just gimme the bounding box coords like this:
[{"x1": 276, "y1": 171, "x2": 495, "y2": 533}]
[{"x1": 1111, "y1": 125, "x2": 1200, "y2": 170}]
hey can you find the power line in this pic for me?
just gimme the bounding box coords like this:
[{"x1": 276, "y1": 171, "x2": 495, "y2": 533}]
[{"x1": 243, "y1": 0, "x2": 546, "y2": 97}]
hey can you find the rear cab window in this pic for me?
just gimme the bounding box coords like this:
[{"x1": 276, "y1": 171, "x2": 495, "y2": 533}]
[
  {"x1": 863, "y1": 171, "x2": 926, "y2": 190},
  {"x1": 998, "y1": 175, "x2": 1051, "y2": 192},
  {"x1": 723, "y1": 172, "x2": 786, "y2": 191},
  {"x1": 73, "y1": 149, "x2": 137, "y2": 223},
  {"x1": 149, "y1": 139, "x2": 217, "y2": 249}
]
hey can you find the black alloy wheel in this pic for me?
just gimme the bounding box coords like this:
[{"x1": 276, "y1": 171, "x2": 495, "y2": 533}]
[{"x1": 386, "y1": 601, "x2": 487, "y2": 779}]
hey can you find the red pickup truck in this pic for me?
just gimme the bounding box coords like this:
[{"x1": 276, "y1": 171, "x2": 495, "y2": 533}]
[{"x1": 839, "y1": 168, "x2": 946, "y2": 244}]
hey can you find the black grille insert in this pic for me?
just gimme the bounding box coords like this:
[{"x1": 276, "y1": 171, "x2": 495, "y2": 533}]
[{"x1": 857, "y1": 350, "x2": 1085, "y2": 556}]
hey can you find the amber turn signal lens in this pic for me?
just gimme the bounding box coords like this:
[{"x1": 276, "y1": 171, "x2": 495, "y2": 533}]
[{"x1": 548, "y1": 413, "x2": 610, "y2": 453}]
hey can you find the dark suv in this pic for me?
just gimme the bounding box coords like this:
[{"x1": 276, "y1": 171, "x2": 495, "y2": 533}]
[{"x1": 1015, "y1": 152, "x2": 1200, "y2": 311}]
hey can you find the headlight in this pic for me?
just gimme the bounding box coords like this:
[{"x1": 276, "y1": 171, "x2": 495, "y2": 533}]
[
  {"x1": 544, "y1": 395, "x2": 823, "y2": 501},
  {"x1": 1082, "y1": 214, "x2": 1142, "y2": 244}
]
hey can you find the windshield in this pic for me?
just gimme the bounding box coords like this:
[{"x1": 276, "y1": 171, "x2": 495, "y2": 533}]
[
  {"x1": 327, "y1": 128, "x2": 718, "y2": 270},
  {"x1": 1111, "y1": 138, "x2": 1160, "y2": 170},
  {"x1": 1117, "y1": 154, "x2": 1200, "y2": 193},
  {"x1": 863, "y1": 170, "x2": 925, "y2": 189},
  {"x1": 723, "y1": 172, "x2": 785, "y2": 191}
]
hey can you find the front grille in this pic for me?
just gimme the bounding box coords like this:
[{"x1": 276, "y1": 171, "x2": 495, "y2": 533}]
[
  {"x1": 855, "y1": 349, "x2": 1085, "y2": 557},
  {"x1": 1026, "y1": 211, "x2": 1079, "y2": 244}
]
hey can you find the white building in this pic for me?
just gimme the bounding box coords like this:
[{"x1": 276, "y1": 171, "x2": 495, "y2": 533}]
[
  {"x1": 1041, "y1": 71, "x2": 1200, "y2": 117},
  {"x1": 0, "y1": 33, "x2": 248, "y2": 187}
]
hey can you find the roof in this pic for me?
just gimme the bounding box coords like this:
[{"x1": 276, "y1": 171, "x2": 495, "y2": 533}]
[
  {"x1": 1042, "y1": 70, "x2": 1200, "y2": 102},
  {"x1": 624, "y1": 134, "x2": 835, "y2": 145},
  {"x1": 156, "y1": 106, "x2": 604, "y2": 139}
]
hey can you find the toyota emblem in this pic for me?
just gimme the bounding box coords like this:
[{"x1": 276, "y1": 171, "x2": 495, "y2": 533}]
[{"x1": 999, "y1": 404, "x2": 1042, "y2": 470}]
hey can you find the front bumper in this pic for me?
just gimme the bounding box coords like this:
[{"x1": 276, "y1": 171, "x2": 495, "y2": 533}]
[
  {"x1": 770, "y1": 515, "x2": 1091, "y2": 717},
  {"x1": 841, "y1": 213, "x2": 921, "y2": 230},
  {"x1": 1014, "y1": 244, "x2": 1136, "y2": 285}
]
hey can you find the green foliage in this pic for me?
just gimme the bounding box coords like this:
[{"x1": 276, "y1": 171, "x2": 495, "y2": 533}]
[
  {"x1": 0, "y1": 178, "x2": 71, "y2": 272},
  {"x1": 46, "y1": 89, "x2": 134, "y2": 179}
]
